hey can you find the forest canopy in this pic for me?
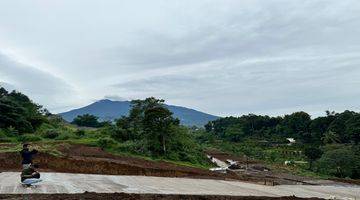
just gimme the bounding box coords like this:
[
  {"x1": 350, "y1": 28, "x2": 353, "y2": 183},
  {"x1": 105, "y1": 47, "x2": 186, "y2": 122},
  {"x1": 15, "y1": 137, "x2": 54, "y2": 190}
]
[
  {"x1": 205, "y1": 111, "x2": 360, "y2": 145},
  {"x1": 0, "y1": 87, "x2": 47, "y2": 133}
]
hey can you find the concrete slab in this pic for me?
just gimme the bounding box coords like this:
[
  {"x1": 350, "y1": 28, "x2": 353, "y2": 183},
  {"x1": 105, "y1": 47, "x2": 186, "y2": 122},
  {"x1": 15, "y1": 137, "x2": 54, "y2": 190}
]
[{"x1": 0, "y1": 172, "x2": 359, "y2": 199}]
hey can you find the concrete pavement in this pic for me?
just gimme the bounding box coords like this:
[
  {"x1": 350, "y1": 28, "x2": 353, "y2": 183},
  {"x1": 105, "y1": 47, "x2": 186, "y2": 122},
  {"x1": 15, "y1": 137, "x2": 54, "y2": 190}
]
[{"x1": 0, "y1": 172, "x2": 359, "y2": 199}]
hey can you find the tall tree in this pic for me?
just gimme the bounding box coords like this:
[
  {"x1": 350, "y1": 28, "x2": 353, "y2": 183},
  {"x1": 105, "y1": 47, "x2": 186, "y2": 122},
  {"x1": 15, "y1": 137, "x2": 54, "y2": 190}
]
[
  {"x1": 0, "y1": 87, "x2": 45, "y2": 133},
  {"x1": 304, "y1": 147, "x2": 323, "y2": 170},
  {"x1": 72, "y1": 114, "x2": 101, "y2": 127},
  {"x1": 143, "y1": 106, "x2": 179, "y2": 155},
  {"x1": 321, "y1": 131, "x2": 340, "y2": 144}
]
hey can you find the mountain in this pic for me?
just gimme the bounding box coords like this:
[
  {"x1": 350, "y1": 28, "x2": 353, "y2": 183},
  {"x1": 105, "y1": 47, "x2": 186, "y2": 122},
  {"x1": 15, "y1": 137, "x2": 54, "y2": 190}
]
[{"x1": 58, "y1": 99, "x2": 219, "y2": 127}]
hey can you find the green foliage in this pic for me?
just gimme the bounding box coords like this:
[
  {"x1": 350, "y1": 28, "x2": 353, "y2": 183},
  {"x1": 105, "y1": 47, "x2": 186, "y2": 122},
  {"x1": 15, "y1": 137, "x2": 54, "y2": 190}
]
[
  {"x1": 97, "y1": 137, "x2": 116, "y2": 149},
  {"x1": 114, "y1": 140, "x2": 147, "y2": 154},
  {"x1": 41, "y1": 129, "x2": 61, "y2": 139},
  {"x1": 321, "y1": 130, "x2": 340, "y2": 144},
  {"x1": 0, "y1": 129, "x2": 11, "y2": 142},
  {"x1": 205, "y1": 110, "x2": 360, "y2": 145},
  {"x1": 55, "y1": 132, "x2": 77, "y2": 140},
  {"x1": 0, "y1": 129, "x2": 6, "y2": 138},
  {"x1": 5, "y1": 126, "x2": 19, "y2": 136},
  {"x1": 71, "y1": 114, "x2": 102, "y2": 127},
  {"x1": 316, "y1": 145, "x2": 360, "y2": 178},
  {"x1": 304, "y1": 147, "x2": 323, "y2": 161},
  {"x1": 0, "y1": 87, "x2": 46, "y2": 133},
  {"x1": 17, "y1": 134, "x2": 42, "y2": 142},
  {"x1": 143, "y1": 106, "x2": 180, "y2": 155},
  {"x1": 110, "y1": 97, "x2": 208, "y2": 165},
  {"x1": 304, "y1": 147, "x2": 323, "y2": 170},
  {"x1": 75, "y1": 129, "x2": 85, "y2": 137}
]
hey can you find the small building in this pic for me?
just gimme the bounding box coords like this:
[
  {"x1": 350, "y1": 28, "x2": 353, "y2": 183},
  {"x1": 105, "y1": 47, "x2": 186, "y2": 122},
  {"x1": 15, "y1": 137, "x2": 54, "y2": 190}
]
[{"x1": 286, "y1": 138, "x2": 296, "y2": 145}]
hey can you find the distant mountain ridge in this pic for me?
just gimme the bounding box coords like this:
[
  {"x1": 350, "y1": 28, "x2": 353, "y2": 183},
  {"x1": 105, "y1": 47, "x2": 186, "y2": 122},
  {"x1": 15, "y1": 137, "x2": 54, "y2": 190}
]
[{"x1": 58, "y1": 99, "x2": 219, "y2": 127}]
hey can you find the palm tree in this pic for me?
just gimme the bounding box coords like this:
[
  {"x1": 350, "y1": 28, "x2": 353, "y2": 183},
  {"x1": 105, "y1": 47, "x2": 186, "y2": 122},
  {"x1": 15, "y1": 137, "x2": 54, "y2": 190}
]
[{"x1": 321, "y1": 130, "x2": 340, "y2": 144}]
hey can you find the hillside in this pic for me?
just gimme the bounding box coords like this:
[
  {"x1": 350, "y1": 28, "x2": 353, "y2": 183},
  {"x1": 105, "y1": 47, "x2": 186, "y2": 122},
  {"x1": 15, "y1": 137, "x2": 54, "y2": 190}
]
[{"x1": 59, "y1": 99, "x2": 219, "y2": 127}]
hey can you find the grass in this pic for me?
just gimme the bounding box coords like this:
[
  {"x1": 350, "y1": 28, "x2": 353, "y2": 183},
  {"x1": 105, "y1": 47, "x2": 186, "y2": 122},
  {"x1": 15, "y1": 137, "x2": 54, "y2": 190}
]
[
  {"x1": 0, "y1": 134, "x2": 213, "y2": 170},
  {"x1": 0, "y1": 141, "x2": 64, "y2": 157},
  {"x1": 106, "y1": 147, "x2": 214, "y2": 169}
]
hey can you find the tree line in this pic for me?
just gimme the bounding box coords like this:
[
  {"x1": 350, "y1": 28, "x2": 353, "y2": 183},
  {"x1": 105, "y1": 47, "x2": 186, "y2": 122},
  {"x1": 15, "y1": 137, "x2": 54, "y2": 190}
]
[
  {"x1": 205, "y1": 111, "x2": 360, "y2": 145},
  {"x1": 0, "y1": 87, "x2": 48, "y2": 133},
  {"x1": 205, "y1": 111, "x2": 360, "y2": 178}
]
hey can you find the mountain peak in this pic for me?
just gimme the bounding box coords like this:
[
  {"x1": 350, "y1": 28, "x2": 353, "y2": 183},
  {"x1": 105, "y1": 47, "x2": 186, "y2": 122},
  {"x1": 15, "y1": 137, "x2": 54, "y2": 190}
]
[{"x1": 96, "y1": 99, "x2": 115, "y2": 103}]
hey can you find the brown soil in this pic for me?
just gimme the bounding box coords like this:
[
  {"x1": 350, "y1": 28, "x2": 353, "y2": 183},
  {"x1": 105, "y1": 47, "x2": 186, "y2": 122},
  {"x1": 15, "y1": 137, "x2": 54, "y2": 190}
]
[
  {"x1": 330, "y1": 177, "x2": 360, "y2": 185},
  {"x1": 1, "y1": 144, "x2": 357, "y2": 186},
  {"x1": 0, "y1": 144, "x2": 238, "y2": 180},
  {"x1": 0, "y1": 192, "x2": 324, "y2": 200},
  {"x1": 206, "y1": 150, "x2": 324, "y2": 185}
]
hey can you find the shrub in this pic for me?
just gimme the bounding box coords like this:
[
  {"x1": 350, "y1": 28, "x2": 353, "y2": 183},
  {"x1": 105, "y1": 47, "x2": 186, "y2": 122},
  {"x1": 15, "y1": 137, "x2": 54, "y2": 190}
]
[
  {"x1": 316, "y1": 146, "x2": 360, "y2": 178},
  {"x1": 115, "y1": 140, "x2": 147, "y2": 155},
  {"x1": 41, "y1": 129, "x2": 60, "y2": 139},
  {"x1": 55, "y1": 132, "x2": 77, "y2": 140},
  {"x1": 0, "y1": 129, "x2": 11, "y2": 142},
  {"x1": 5, "y1": 126, "x2": 19, "y2": 136},
  {"x1": 0, "y1": 129, "x2": 7, "y2": 138},
  {"x1": 75, "y1": 129, "x2": 85, "y2": 137},
  {"x1": 97, "y1": 137, "x2": 116, "y2": 150},
  {"x1": 17, "y1": 134, "x2": 42, "y2": 142}
]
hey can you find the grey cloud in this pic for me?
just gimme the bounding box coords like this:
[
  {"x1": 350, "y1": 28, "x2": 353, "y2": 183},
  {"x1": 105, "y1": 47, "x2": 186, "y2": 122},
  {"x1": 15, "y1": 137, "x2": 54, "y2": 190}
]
[
  {"x1": 104, "y1": 0, "x2": 360, "y2": 70},
  {"x1": 0, "y1": 0, "x2": 360, "y2": 117},
  {"x1": 103, "y1": 95, "x2": 127, "y2": 101},
  {"x1": 0, "y1": 81, "x2": 15, "y2": 91},
  {"x1": 0, "y1": 52, "x2": 76, "y2": 112}
]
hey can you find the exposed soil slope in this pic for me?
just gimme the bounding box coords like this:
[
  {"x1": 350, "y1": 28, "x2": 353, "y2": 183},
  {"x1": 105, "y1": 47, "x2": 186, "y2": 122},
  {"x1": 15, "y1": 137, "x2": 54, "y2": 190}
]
[{"x1": 0, "y1": 144, "x2": 238, "y2": 180}]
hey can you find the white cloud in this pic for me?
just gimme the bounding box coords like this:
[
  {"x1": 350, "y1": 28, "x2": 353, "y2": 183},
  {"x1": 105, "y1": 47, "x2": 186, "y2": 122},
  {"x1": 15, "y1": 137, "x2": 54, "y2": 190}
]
[
  {"x1": 0, "y1": 0, "x2": 359, "y2": 116},
  {"x1": 0, "y1": 52, "x2": 79, "y2": 112}
]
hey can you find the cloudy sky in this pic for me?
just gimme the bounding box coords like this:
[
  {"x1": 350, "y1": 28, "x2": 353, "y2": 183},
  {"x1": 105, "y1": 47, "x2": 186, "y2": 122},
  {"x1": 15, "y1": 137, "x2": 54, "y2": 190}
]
[{"x1": 0, "y1": 0, "x2": 360, "y2": 117}]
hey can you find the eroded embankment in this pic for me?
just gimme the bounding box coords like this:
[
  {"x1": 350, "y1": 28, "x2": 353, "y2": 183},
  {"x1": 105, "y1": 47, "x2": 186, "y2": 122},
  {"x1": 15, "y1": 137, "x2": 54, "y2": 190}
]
[{"x1": 0, "y1": 150, "x2": 238, "y2": 180}]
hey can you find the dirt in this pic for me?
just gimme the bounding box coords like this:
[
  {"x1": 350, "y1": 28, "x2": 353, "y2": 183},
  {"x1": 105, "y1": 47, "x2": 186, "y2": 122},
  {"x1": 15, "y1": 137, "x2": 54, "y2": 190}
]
[
  {"x1": 1, "y1": 144, "x2": 357, "y2": 186},
  {"x1": 206, "y1": 150, "x2": 330, "y2": 186},
  {"x1": 0, "y1": 144, "x2": 239, "y2": 180},
  {"x1": 330, "y1": 177, "x2": 360, "y2": 185},
  {"x1": 0, "y1": 192, "x2": 324, "y2": 200}
]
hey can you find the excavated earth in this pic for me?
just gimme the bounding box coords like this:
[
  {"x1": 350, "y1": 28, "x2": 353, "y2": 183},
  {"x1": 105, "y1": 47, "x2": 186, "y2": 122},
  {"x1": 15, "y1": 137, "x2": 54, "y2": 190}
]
[
  {"x1": 1, "y1": 144, "x2": 358, "y2": 185},
  {"x1": 0, "y1": 144, "x2": 238, "y2": 180},
  {"x1": 0, "y1": 192, "x2": 324, "y2": 200}
]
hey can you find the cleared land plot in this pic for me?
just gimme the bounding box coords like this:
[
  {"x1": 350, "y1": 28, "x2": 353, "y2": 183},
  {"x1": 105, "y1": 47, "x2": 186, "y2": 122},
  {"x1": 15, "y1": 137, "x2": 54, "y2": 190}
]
[{"x1": 0, "y1": 172, "x2": 359, "y2": 199}]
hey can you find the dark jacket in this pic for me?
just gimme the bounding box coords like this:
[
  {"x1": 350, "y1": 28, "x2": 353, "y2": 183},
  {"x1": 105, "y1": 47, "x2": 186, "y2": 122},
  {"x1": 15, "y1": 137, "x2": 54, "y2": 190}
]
[{"x1": 20, "y1": 149, "x2": 38, "y2": 164}]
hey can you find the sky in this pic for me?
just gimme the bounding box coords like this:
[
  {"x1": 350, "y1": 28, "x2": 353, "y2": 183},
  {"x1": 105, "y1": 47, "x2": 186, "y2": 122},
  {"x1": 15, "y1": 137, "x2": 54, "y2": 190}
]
[{"x1": 0, "y1": 0, "x2": 360, "y2": 117}]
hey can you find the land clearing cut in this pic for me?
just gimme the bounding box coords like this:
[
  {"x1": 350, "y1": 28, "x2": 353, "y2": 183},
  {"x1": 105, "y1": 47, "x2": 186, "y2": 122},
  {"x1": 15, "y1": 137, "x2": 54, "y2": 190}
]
[
  {"x1": 0, "y1": 143, "x2": 356, "y2": 186},
  {"x1": 0, "y1": 143, "x2": 237, "y2": 180}
]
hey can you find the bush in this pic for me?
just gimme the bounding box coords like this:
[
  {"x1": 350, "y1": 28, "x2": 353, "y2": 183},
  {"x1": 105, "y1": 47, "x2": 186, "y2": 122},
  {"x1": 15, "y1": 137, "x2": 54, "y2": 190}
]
[
  {"x1": 316, "y1": 145, "x2": 360, "y2": 178},
  {"x1": 97, "y1": 137, "x2": 116, "y2": 149},
  {"x1": 55, "y1": 132, "x2": 77, "y2": 140},
  {"x1": 5, "y1": 126, "x2": 19, "y2": 136},
  {"x1": 75, "y1": 129, "x2": 85, "y2": 137},
  {"x1": 0, "y1": 129, "x2": 11, "y2": 142},
  {"x1": 0, "y1": 129, "x2": 7, "y2": 138},
  {"x1": 115, "y1": 140, "x2": 147, "y2": 155},
  {"x1": 17, "y1": 134, "x2": 42, "y2": 142},
  {"x1": 41, "y1": 129, "x2": 60, "y2": 139}
]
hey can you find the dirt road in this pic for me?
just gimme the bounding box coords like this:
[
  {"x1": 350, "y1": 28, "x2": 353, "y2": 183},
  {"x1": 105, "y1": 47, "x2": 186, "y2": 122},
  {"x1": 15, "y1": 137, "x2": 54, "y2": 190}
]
[{"x1": 0, "y1": 172, "x2": 359, "y2": 199}]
